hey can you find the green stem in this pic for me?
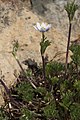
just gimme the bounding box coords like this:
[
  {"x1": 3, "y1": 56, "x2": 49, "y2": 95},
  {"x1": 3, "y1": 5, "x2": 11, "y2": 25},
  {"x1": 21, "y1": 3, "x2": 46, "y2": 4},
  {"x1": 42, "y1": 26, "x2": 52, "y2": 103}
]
[
  {"x1": 42, "y1": 32, "x2": 45, "y2": 41},
  {"x1": 65, "y1": 22, "x2": 72, "y2": 75},
  {"x1": 41, "y1": 32, "x2": 46, "y2": 80}
]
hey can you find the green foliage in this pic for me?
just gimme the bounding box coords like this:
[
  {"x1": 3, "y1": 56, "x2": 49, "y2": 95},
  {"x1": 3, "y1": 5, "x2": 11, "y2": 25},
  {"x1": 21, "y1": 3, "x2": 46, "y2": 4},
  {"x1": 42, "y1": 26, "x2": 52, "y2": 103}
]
[
  {"x1": 12, "y1": 40, "x2": 19, "y2": 56},
  {"x1": 50, "y1": 76, "x2": 59, "y2": 85},
  {"x1": 74, "y1": 80, "x2": 80, "y2": 91},
  {"x1": 1, "y1": 57, "x2": 80, "y2": 120},
  {"x1": 16, "y1": 81, "x2": 34, "y2": 102},
  {"x1": 20, "y1": 108, "x2": 34, "y2": 120},
  {"x1": 43, "y1": 101, "x2": 59, "y2": 119},
  {"x1": 40, "y1": 39, "x2": 51, "y2": 55},
  {"x1": 60, "y1": 90, "x2": 73, "y2": 110},
  {"x1": 60, "y1": 80, "x2": 70, "y2": 93},
  {"x1": 0, "y1": 107, "x2": 8, "y2": 120},
  {"x1": 46, "y1": 61, "x2": 64, "y2": 77},
  {"x1": 44, "y1": 92, "x2": 53, "y2": 102},
  {"x1": 70, "y1": 103, "x2": 80, "y2": 120},
  {"x1": 26, "y1": 69, "x2": 32, "y2": 77},
  {"x1": 1, "y1": 45, "x2": 80, "y2": 119},
  {"x1": 70, "y1": 44, "x2": 80, "y2": 66},
  {"x1": 65, "y1": 0, "x2": 78, "y2": 22},
  {"x1": 35, "y1": 87, "x2": 47, "y2": 96}
]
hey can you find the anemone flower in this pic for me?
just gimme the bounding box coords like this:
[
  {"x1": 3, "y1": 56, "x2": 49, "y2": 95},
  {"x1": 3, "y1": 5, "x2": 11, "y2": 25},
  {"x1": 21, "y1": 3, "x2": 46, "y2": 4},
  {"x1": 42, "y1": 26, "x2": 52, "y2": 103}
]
[
  {"x1": 34, "y1": 22, "x2": 51, "y2": 32},
  {"x1": 34, "y1": 22, "x2": 51, "y2": 80}
]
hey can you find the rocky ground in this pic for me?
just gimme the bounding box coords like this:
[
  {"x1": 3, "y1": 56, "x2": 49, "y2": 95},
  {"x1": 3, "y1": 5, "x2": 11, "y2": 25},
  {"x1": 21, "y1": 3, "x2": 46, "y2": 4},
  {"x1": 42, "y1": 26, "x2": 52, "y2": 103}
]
[{"x1": 0, "y1": 0, "x2": 80, "y2": 105}]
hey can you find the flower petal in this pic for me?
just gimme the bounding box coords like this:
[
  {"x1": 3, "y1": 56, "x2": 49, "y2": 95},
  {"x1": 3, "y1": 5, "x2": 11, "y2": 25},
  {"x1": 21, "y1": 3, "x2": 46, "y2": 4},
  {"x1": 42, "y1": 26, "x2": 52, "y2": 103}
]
[
  {"x1": 33, "y1": 26, "x2": 38, "y2": 31},
  {"x1": 33, "y1": 22, "x2": 51, "y2": 32},
  {"x1": 36, "y1": 22, "x2": 41, "y2": 31},
  {"x1": 46, "y1": 24, "x2": 51, "y2": 31}
]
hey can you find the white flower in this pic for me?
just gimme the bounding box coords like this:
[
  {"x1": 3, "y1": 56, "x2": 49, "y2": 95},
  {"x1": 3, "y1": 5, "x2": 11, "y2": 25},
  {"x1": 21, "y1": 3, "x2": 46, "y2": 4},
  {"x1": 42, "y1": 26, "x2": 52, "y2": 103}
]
[{"x1": 34, "y1": 22, "x2": 51, "y2": 32}]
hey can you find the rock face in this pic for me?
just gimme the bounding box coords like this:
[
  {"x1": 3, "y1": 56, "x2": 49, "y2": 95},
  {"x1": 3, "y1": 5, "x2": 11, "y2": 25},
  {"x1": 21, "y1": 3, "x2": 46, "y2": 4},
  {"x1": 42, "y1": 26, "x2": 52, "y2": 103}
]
[
  {"x1": 0, "y1": 0, "x2": 79, "y2": 105},
  {"x1": 32, "y1": 0, "x2": 80, "y2": 37}
]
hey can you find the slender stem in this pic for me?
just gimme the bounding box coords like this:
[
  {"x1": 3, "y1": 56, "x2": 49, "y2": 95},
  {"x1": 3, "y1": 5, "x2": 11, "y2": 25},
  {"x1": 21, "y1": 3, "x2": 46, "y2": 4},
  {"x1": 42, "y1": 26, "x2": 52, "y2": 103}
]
[
  {"x1": 42, "y1": 32, "x2": 45, "y2": 41},
  {"x1": 42, "y1": 55, "x2": 46, "y2": 79},
  {"x1": 41, "y1": 32, "x2": 46, "y2": 80},
  {"x1": 12, "y1": 55, "x2": 37, "y2": 89},
  {"x1": 0, "y1": 78, "x2": 23, "y2": 108},
  {"x1": 65, "y1": 22, "x2": 72, "y2": 74},
  {"x1": 0, "y1": 79, "x2": 10, "y2": 95}
]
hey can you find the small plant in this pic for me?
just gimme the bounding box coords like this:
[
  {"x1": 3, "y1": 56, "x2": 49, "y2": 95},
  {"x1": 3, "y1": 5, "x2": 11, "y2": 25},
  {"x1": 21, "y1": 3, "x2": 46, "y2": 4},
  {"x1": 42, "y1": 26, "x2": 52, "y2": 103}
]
[
  {"x1": 34, "y1": 22, "x2": 51, "y2": 80},
  {"x1": 16, "y1": 81, "x2": 34, "y2": 102},
  {"x1": 12, "y1": 40, "x2": 37, "y2": 89},
  {"x1": 46, "y1": 61, "x2": 64, "y2": 77},
  {"x1": 70, "y1": 103, "x2": 80, "y2": 120},
  {"x1": 43, "y1": 101, "x2": 59, "y2": 119},
  {"x1": 70, "y1": 44, "x2": 80, "y2": 74},
  {"x1": 65, "y1": 0, "x2": 78, "y2": 74},
  {"x1": 20, "y1": 108, "x2": 34, "y2": 120}
]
